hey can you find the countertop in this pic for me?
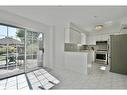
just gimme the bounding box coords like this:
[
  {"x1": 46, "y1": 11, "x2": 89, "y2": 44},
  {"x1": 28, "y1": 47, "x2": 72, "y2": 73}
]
[{"x1": 64, "y1": 50, "x2": 94, "y2": 53}]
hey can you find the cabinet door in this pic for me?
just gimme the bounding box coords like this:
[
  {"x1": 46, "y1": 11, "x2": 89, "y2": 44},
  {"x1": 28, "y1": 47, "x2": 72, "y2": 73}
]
[
  {"x1": 64, "y1": 28, "x2": 70, "y2": 43},
  {"x1": 87, "y1": 36, "x2": 96, "y2": 45},
  {"x1": 81, "y1": 33, "x2": 86, "y2": 44},
  {"x1": 70, "y1": 30, "x2": 81, "y2": 44}
]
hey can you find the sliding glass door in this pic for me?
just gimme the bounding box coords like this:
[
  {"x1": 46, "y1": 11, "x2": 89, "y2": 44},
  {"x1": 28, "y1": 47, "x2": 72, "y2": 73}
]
[
  {"x1": 0, "y1": 25, "x2": 25, "y2": 78},
  {"x1": 0, "y1": 25, "x2": 7, "y2": 77},
  {"x1": 0, "y1": 24, "x2": 44, "y2": 79},
  {"x1": 26, "y1": 31, "x2": 44, "y2": 72}
]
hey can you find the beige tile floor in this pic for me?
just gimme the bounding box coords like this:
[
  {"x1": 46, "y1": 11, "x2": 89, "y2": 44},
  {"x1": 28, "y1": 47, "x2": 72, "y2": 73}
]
[
  {"x1": 0, "y1": 62, "x2": 127, "y2": 90},
  {"x1": 50, "y1": 63, "x2": 127, "y2": 89}
]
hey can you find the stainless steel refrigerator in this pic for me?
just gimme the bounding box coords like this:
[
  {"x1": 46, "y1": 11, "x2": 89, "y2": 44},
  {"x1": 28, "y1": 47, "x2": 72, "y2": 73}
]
[{"x1": 110, "y1": 34, "x2": 127, "y2": 75}]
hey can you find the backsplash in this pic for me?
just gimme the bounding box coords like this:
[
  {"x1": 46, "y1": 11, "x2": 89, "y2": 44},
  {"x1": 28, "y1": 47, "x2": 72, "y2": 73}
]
[
  {"x1": 64, "y1": 43, "x2": 97, "y2": 51},
  {"x1": 64, "y1": 43, "x2": 79, "y2": 51}
]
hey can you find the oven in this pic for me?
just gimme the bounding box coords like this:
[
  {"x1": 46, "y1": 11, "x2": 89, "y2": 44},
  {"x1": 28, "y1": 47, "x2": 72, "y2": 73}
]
[{"x1": 95, "y1": 50, "x2": 108, "y2": 64}]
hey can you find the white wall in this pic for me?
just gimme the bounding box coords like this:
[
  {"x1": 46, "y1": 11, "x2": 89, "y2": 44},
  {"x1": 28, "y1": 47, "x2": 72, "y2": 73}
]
[
  {"x1": 53, "y1": 23, "x2": 65, "y2": 69},
  {"x1": 0, "y1": 9, "x2": 53, "y2": 69}
]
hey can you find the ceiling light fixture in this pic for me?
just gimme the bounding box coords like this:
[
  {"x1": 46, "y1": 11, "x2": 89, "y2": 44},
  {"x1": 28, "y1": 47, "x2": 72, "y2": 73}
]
[{"x1": 95, "y1": 25, "x2": 103, "y2": 31}]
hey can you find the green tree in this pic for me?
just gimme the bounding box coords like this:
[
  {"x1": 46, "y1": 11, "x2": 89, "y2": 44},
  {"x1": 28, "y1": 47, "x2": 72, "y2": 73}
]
[
  {"x1": 16, "y1": 29, "x2": 25, "y2": 42},
  {"x1": 16, "y1": 29, "x2": 40, "y2": 43}
]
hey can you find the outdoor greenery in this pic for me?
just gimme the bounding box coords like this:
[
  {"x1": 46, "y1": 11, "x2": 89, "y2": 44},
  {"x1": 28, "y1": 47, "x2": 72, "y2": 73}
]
[
  {"x1": 16, "y1": 29, "x2": 25, "y2": 42},
  {"x1": 0, "y1": 46, "x2": 16, "y2": 54},
  {"x1": 0, "y1": 46, "x2": 16, "y2": 61},
  {"x1": 16, "y1": 29, "x2": 40, "y2": 42},
  {"x1": 16, "y1": 29, "x2": 25, "y2": 37},
  {"x1": 0, "y1": 56, "x2": 6, "y2": 61},
  {"x1": 26, "y1": 42, "x2": 38, "y2": 54},
  {"x1": 0, "y1": 28, "x2": 41, "y2": 62}
]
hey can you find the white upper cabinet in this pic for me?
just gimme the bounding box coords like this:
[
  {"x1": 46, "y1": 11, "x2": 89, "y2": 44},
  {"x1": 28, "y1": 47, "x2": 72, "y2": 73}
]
[
  {"x1": 70, "y1": 29, "x2": 81, "y2": 44},
  {"x1": 81, "y1": 33, "x2": 86, "y2": 44},
  {"x1": 64, "y1": 28, "x2": 70, "y2": 43},
  {"x1": 64, "y1": 22, "x2": 86, "y2": 44},
  {"x1": 86, "y1": 34, "x2": 109, "y2": 45},
  {"x1": 65, "y1": 27, "x2": 81, "y2": 44},
  {"x1": 86, "y1": 36, "x2": 96, "y2": 45}
]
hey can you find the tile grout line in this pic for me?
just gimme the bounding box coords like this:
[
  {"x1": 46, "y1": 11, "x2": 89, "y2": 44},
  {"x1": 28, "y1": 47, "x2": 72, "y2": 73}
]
[
  {"x1": 25, "y1": 73, "x2": 33, "y2": 90},
  {"x1": 34, "y1": 70, "x2": 54, "y2": 87},
  {"x1": 16, "y1": 76, "x2": 18, "y2": 90},
  {"x1": 33, "y1": 71, "x2": 45, "y2": 89},
  {"x1": 4, "y1": 78, "x2": 8, "y2": 90}
]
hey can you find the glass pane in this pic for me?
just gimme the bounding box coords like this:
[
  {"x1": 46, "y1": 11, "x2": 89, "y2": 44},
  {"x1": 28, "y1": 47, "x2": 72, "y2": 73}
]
[
  {"x1": 16, "y1": 28, "x2": 25, "y2": 37},
  {"x1": 0, "y1": 25, "x2": 7, "y2": 38},
  {"x1": 26, "y1": 30, "x2": 33, "y2": 70},
  {"x1": 1, "y1": 26, "x2": 25, "y2": 79},
  {"x1": 8, "y1": 27, "x2": 17, "y2": 39},
  {"x1": 38, "y1": 33, "x2": 43, "y2": 40},
  {"x1": 0, "y1": 25, "x2": 8, "y2": 78},
  {"x1": 0, "y1": 45, "x2": 8, "y2": 78},
  {"x1": 7, "y1": 45, "x2": 17, "y2": 71},
  {"x1": 26, "y1": 38, "x2": 32, "y2": 55},
  {"x1": 38, "y1": 33, "x2": 44, "y2": 67},
  {"x1": 33, "y1": 32, "x2": 39, "y2": 39},
  {"x1": 26, "y1": 31, "x2": 32, "y2": 37},
  {"x1": 33, "y1": 39, "x2": 38, "y2": 54},
  {"x1": 7, "y1": 27, "x2": 25, "y2": 76},
  {"x1": 26, "y1": 31, "x2": 43, "y2": 72},
  {"x1": 15, "y1": 29, "x2": 25, "y2": 72}
]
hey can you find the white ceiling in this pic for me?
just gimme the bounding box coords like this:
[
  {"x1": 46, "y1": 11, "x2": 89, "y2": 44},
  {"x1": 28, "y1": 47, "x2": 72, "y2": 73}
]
[{"x1": 0, "y1": 6, "x2": 127, "y2": 33}]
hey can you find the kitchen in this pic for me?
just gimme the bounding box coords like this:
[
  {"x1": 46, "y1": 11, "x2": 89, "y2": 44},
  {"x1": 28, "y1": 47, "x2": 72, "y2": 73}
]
[
  {"x1": 64, "y1": 21, "x2": 127, "y2": 76},
  {"x1": 0, "y1": 6, "x2": 127, "y2": 89}
]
